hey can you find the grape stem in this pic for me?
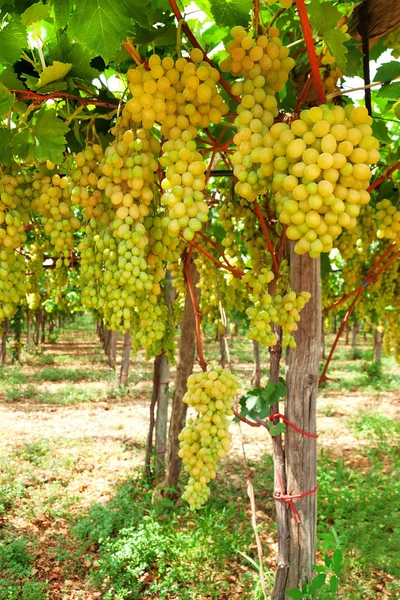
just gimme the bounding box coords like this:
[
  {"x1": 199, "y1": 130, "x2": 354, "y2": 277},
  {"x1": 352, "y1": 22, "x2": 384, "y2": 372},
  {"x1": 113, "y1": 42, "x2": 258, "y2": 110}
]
[
  {"x1": 122, "y1": 40, "x2": 143, "y2": 66},
  {"x1": 367, "y1": 161, "x2": 400, "y2": 192},
  {"x1": 327, "y1": 76, "x2": 400, "y2": 99},
  {"x1": 9, "y1": 89, "x2": 119, "y2": 109},
  {"x1": 185, "y1": 247, "x2": 208, "y2": 372},
  {"x1": 167, "y1": 0, "x2": 240, "y2": 103},
  {"x1": 295, "y1": 0, "x2": 327, "y2": 104},
  {"x1": 182, "y1": 234, "x2": 245, "y2": 279},
  {"x1": 253, "y1": 201, "x2": 280, "y2": 278},
  {"x1": 319, "y1": 243, "x2": 400, "y2": 383}
]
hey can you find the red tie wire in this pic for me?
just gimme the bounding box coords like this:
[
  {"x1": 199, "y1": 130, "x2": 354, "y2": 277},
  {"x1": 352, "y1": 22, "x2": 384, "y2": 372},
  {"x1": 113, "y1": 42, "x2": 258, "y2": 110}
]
[{"x1": 273, "y1": 471, "x2": 318, "y2": 524}]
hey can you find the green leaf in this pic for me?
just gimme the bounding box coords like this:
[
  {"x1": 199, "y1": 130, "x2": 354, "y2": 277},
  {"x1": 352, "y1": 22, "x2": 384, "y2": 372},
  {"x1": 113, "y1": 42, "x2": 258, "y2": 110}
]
[
  {"x1": 264, "y1": 379, "x2": 286, "y2": 406},
  {"x1": 323, "y1": 28, "x2": 348, "y2": 72},
  {"x1": 50, "y1": 0, "x2": 71, "y2": 29},
  {"x1": 36, "y1": 61, "x2": 72, "y2": 88},
  {"x1": 0, "y1": 127, "x2": 13, "y2": 165},
  {"x1": 0, "y1": 68, "x2": 25, "y2": 91},
  {"x1": 238, "y1": 380, "x2": 286, "y2": 422},
  {"x1": 0, "y1": 15, "x2": 27, "y2": 65},
  {"x1": 374, "y1": 61, "x2": 400, "y2": 83},
  {"x1": 344, "y1": 40, "x2": 363, "y2": 78},
  {"x1": 329, "y1": 575, "x2": 339, "y2": 592},
  {"x1": 36, "y1": 80, "x2": 68, "y2": 93},
  {"x1": 286, "y1": 590, "x2": 303, "y2": 600},
  {"x1": 308, "y1": 0, "x2": 341, "y2": 35},
  {"x1": 332, "y1": 549, "x2": 343, "y2": 574},
  {"x1": 372, "y1": 119, "x2": 391, "y2": 144},
  {"x1": 0, "y1": 82, "x2": 14, "y2": 118},
  {"x1": 308, "y1": 573, "x2": 326, "y2": 593},
  {"x1": 49, "y1": 33, "x2": 100, "y2": 81},
  {"x1": 21, "y1": 2, "x2": 52, "y2": 26},
  {"x1": 12, "y1": 106, "x2": 69, "y2": 163},
  {"x1": 209, "y1": 0, "x2": 252, "y2": 29},
  {"x1": 269, "y1": 422, "x2": 286, "y2": 436},
  {"x1": 321, "y1": 253, "x2": 332, "y2": 277},
  {"x1": 376, "y1": 82, "x2": 400, "y2": 100},
  {"x1": 69, "y1": 0, "x2": 149, "y2": 63}
]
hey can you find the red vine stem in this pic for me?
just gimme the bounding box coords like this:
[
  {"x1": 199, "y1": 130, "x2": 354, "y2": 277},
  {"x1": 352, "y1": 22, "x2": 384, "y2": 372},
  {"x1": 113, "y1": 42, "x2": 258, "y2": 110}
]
[
  {"x1": 168, "y1": 0, "x2": 240, "y2": 103},
  {"x1": 294, "y1": 73, "x2": 314, "y2": 114},
  {"x1": 367, "y1": 161, "x2": 400, "y2": 192},
  {"x1": 295, "y1": 0, "x2": 327, "y2": 104},
  {"x1": 9, "y1": 89, "x2": 119, "y2": 109},
  {"x1": 197, "y1": 231, "x2": 236, "y2": 269},
  {"x1": 319, "y1": 288, "x2": 363, "y2": 385},
  {"x1": 323, "y1": 241, "x2": 398, "y2": 314},
  {"x1": 320, "y1": 244, "x2": 400, "y2": 383},
  {"x1": 182, "y1": 234, "x2": 245, "y2": 279},
  {"x1": 185, "y1": 247, "x2": 207, "y2": 372},
  {"x1": 253, "y1": 201, "x2": 280, "y2": 277}
]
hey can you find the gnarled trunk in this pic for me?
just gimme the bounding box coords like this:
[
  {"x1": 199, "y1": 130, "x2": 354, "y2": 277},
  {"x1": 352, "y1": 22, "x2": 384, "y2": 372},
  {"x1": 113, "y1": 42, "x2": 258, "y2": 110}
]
[
  {"x1": 251, "y1": 339, "x2": 262, "y2": 387},
  {"x1": 119, "y1": 330, "x2": 131, "y2": 387}
]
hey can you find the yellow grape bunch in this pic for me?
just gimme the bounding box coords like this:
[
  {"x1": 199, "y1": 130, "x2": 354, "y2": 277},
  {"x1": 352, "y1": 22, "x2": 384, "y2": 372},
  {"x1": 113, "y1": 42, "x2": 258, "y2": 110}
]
[
  {"x1": 123, "y1": 52, "x2": 229, "y2": 137},
  {"x1": 221, "y1": 26, "x2": 295, "y2": 89},
  {"x1": 179, "y1": 367, "x2": 240, "y2": 510},
  {"x1": 383, "y1": 26, "x2": 400, "y2": 59},
  {"x1": 374, "y1": 199, "x2": 400, "y2": 240},
  {"x1": 272, "y1": 104, "x2": 380, "y2": 257}
]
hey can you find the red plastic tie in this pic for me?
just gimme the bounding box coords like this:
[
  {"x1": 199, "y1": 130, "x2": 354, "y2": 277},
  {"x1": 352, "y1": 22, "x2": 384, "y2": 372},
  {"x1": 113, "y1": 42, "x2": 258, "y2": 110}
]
[
  {"x1": 269, "y1": 414, "x2": 318, "y2": 438},
  {"x1": 156, "y1": 447, "x2": 166, "y2": 455},
  {"x1": 273, "y1": 471, "x2": 318, "y2": 523}
]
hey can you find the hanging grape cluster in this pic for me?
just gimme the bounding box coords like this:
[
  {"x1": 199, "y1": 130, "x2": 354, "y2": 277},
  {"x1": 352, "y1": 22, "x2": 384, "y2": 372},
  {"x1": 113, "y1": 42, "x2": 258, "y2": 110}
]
[{"x1": 179, "y1": 367, "x2": 240, "y2": 510}]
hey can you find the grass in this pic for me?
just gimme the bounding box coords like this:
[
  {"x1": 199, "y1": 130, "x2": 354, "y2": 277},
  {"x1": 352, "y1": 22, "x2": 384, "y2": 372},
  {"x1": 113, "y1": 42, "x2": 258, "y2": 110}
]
[{"x1": 0, "y1": 532, "x2": 48, "y2": 600}]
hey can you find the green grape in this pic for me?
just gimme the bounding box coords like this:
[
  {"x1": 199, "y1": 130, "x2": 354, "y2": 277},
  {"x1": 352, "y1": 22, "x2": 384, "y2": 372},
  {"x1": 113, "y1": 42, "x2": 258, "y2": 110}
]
[
  {"x1": 179, "y1": 366, "x2": 240, "y2": 510},
  {"x1": 382, "y1": 26, "x2": 400, "y2": 59},
  {"x1": 375, "y1": 198, "x2": 400, "y2": 240}
]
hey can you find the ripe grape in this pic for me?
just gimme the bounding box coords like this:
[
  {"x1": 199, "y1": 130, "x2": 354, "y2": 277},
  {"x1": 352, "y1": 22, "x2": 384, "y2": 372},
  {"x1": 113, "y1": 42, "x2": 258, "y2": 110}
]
[{"x1": 179, "y1": 366, "x2": 240, "y2": 509}]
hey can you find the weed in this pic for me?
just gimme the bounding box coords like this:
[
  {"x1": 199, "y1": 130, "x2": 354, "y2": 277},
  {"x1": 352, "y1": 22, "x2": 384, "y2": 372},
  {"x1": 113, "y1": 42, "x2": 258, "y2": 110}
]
[{"x1": 0, "y1": 534, "x2": 48, "y2": 600}]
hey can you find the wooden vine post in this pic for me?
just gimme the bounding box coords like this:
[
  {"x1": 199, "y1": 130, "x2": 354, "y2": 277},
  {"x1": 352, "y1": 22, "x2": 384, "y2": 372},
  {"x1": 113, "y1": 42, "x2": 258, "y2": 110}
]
[{"x1": 285, "y1": 249, "x2": 321, "y2": 592}]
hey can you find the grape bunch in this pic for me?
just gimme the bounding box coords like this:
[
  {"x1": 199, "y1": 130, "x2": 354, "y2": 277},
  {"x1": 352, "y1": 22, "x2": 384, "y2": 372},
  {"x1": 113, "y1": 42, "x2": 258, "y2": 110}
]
[
  {"x1": 243, "y1": 266, "x2": 278, "y2": 345},
  {"x1": 274, "y1": 260, "x2": 311, "y2": 347},
  {"x1": 375, "y1": 198, "x2": 400, "y2": 240},
  {"x1": 221, "y1": 26, "x2": 295, "y2": 90},
  {"x1": 160, "y1": 129, "x2": 209, "y2": 240},
  {"x1": 123, "y1": 52, "x2": 228, "y2": 137},
  {"x1": 0, "y1": 247, "x2": 29, "y2": 323},
  {"x1": 31, "y1": 173, "x2": 80, "y2": 261},
  {"x1": 71, "y1": 144, "x2": 104, "y2": 219},
  {"x1": 0, "y1": 174, "x2": 30, "y2": 249},
  {"x1": 179, "y1": 367, "x2": 240, "y2": 510},
  {"x1": 272, "y1": 104, "x2": 380, "y2": 257}
]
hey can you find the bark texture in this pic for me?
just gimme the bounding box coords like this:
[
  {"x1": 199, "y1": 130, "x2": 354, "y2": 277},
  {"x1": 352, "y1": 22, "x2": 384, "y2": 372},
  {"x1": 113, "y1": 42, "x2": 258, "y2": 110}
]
[
  {"x1": 374, "y1": 328, "x2": 383, "y2": 365},
  {"x1": 251, "y1": 340, "x2": 262, "y2": 387},
  {"x1": 154, "y1": 353, "x2": 170, "y2": 477},
  {"x1": 119, "y1": 330, "x2": 131, "y2": 387},
  {"x1": 285, "y1": 250, "x2": 320, "y2": 593},
  {"x1": 165, "y1": 261, "x2": 200, "y2": 491}
]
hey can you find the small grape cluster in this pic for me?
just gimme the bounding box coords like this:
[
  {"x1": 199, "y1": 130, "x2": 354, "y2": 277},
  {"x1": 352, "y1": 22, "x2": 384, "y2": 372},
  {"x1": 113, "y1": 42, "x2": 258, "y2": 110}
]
[
  {"x1": 243, "y1": 266, "x2": 277, "y2": 345},
  {"x1": 160, "y1": 130, "x2": 209, "y2": 240},
  {"x1": 375, "y1": 199, "x2": 400, "y2": 240},
  {"x1": 221, "y1": 26, "x2": 294, "y2": 89},
  {"x1": 179, "y1": 367, "x2": 240, "y2": 510},
  {"x1": 123, "y1": 52, "x2": 228, "y2": 136}
]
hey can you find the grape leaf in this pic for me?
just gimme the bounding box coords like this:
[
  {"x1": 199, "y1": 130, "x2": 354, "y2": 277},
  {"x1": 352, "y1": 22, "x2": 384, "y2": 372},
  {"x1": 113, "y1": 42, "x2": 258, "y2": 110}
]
[
  {"x1": 21, "y1": 2, "x2": 52, "y2": 26},
  {"x1": 344, "y1": 40, "x2": 363, "y2": 78},
  {"x1": 0, "y1": 82, "x2": 14, "y2": 118},
  {"x1": 308, "y1": 0, "x2": 341, "y2": 34},
  {"x1": 69, "y1": 0, "x2": 149, "y2": 63},
  {"x1": 50, "y1": 0, "x2": 70, "y2": 29},
  {"x1": 36, "y1": 61, "x2": 72, "y2": 88},
  {"x1": 12, "y1": 106, "x2": 69, "y2": 163},
  {"x1": 372, "y1": 119, "x2": 391, "y2": 144},
  {"x1": 269, "y1": 422, "x2": 286, "y2": 437},
  {"x1": 376, "y1": 82, "x2": 400, "y2": 100},
  {"x1": 374, "y1": 61, "x2": 400, "y2": 83},
  {"x1": 0, "y1": 127, "x2": 12, "y2": 165},
  {"x1": 0, "y1": 68, "x2": 26, "y2": 91},
  {"x1": 237, "y1": 380, "x2": 286, "y2": 422},
  {"x1": 49, "y1": 34, "x2": 100, "y2": 81},
  {"x1": 209, "y1": 0, "x2": 252, "y2": 28},
  {"x1": 286, "y1": 590, "x2": 303, "y2": 600},
  {"x1": 322, "y1": 28, "x2": 348, "y2": 72},
  {"x1": 0, "y1": 15, "x2": 27, "y2": 65}
]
